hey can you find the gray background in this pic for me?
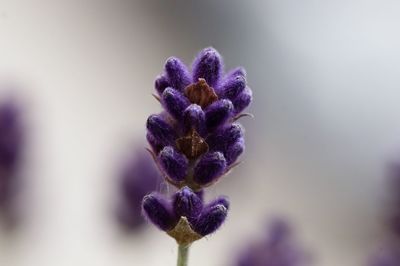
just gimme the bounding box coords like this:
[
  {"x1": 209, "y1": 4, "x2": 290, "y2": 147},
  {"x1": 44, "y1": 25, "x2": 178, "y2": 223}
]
[{"x1": 1, "y1": 0, "x2": 400, "y2": 265}]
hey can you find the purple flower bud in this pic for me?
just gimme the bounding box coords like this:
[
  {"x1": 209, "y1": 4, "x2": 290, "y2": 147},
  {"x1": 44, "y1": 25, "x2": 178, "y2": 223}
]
[
  {"x1": 219, "y1": 75, "x2": 246, "y2": 100},
  {"x1": 207, "y1": 123, "x2": 244, "y2": 152},
  {"x1": 162, "y1": 88, "x2": 191, "y2": 121},
  {"x1": 193, "y1": 152, "x2": 227, "y2": 186},
  {"x1": 192, "y1": 204, "x2": 228, "y2": 236},
  {"x1": 182, "y1": 104, "x2": 205, "y2": 135},
  {"x1": 142, "y1": 193, "x2": 178, "y2": 231},
  {"x1": 225, "y1": 138, "x2": 245, "y2": 165},
  {"x1": 207, "y1": 195, "x2": 230, "y2": 210},
  {"x1": 154, "y1": 75, "x2": 170, "y2": 95},
  {"x1": 172, "y1": 186, "x2": 203, "y2": 219},
  {"x1": 192, "y1": 47, "x2": 223, "y2": 88},
  {"x1": 146, "y1": 132, "x2": 163, "y2": 154},
  {"x1": 225, "y1": 67, "x2": 247, "y2": 79},
  {"x1": 146, "y1": 114, "x2": 176, "y2": 149},
  {"x1": 233, "y1": 87, "x2": 252, "y2": 115},
  {"x1": 158, "y1": 146, "x2": 188, "y2": 182},
  {"x1": 165, "y1": 57, "x2": 191, "y2": 91},
  {"x1": 205, "y1": 99, "x2": 234, "y2": 132}
]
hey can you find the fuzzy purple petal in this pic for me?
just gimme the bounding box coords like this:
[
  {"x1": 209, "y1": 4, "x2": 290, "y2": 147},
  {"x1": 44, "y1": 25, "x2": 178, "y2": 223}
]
[
  {"x1": 154, "y1": 74, "x2": 170, "y2": 95},
  {"x1": 162, "y1": 88, "x2": 191, "y2": 121},
  {"x1": 207, "y1": 195, "x2": 230, "y2": 210},
  {"x1": 183, "y1": 104, "x2": 206, "y2": 135},
  {"x1": 193, "y1": 152, "x2": 227, "y2": 186},
  {"x1": 146, "y1": 132, "x2": 163, "y2": 153},
  {"x1": 207, "y1": 123, "x2": 244, "y2": 152},
  {"x1": 233, "y1": 87, "x2": 252, "y2": 115},
  {"x1": 192, "y1": 47, "x2": 223, "y2": 88},
  {"x1": 192, "y1": 204, "x2": 228, "y2": 236},
  {"x1": 173, "y1": 186, "x2": 203, "y2": 219},
  {"x1": 205, "y1": 99, "x2": 234, "y2": 132},
  {"x1": 225, "y1": 138, "x2": 245, "y2": 165},
  {"x1": 146, "y1": 114, "x2": 176, "y2": 149},
  {"x1": 225, "y1": 67, "x2": 247, "y2": 79},
  {"x1": 158, "y1": 146, "x2": 188, "y2": 182},
  {"x1": 142, "y1": 193, "x2": 178, "y2": 231},
  {"x1": 219, "y1": 75, "x2": 246, "y2": 100},
  {"x1": 165, "y1": 57, "x2": 191, "y2": 91}
]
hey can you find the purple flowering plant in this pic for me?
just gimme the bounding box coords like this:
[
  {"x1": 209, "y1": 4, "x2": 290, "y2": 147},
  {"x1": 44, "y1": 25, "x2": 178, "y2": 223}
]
[
  {"x1": 0, "y1": 100, "x2": 24, "y2": 227},
  {"x1": 0, "y1": 101, "x2": 23, "y2": 205},
  {"x1": 142, "y1": 47, "x2": 252, "y2": 265},
  {"x1": 367, "y1": 159, "x2": 400, "y2": 266},
  {"x1": 235, "y1": 219, "x2": 310, "y2": 266},
  {"x1": 368, "y1": 246, "x2": 400, "y2": 266},
  {"x1": 116, "y1": 150, "x2": 159, "y2": 231}
]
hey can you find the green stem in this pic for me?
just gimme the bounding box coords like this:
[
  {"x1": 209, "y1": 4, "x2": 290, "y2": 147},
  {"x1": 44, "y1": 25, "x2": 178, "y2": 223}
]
[{"x1": 177, "y1": 245, "x2": 190, "y2": 266}]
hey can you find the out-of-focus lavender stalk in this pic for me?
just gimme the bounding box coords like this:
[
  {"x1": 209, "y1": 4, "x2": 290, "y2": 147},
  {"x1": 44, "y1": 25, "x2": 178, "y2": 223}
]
[
  {"x1": 235, "y1": 219, "x2": 310, "y2": 266},
  {"x1": 0, "y1": 100, "x2": 24, "y2": 225},
  {"x1": 368, "y1": 160, "x2": 400, "y2": 266},
  {"x1": 387, "y1": 161, "x2": 400, "y2": 239},
  {"x1": 368, "y1": 246, "x2": 400, "y2": 266},
  {"x1": 116, "y1": 149, "x2": 160, "y2": 231}
]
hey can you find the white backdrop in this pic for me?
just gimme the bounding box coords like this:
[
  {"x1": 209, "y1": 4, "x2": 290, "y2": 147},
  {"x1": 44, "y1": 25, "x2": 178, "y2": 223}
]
[{"x1": 1, "y1": 1, "x2": 400, "y2": 265}]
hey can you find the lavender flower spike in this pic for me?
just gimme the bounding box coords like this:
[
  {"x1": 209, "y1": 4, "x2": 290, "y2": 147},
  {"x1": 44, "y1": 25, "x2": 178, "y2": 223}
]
[
  {"x1": 142, "y1": 47, "x2": 252, "y2": 265},
  {"x1": 146, "y1": 47, "x2": 252, "y2": 191}
]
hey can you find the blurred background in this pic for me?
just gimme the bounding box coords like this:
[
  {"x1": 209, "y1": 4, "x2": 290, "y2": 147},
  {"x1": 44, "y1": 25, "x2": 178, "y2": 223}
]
[{"x1": 1, "y1": 0, "x2": 400, "y2": 265}]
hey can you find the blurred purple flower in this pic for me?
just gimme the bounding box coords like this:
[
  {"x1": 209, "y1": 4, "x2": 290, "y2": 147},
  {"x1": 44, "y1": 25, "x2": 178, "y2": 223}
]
[
  {"x1": 235, "y1": 219, "x2": 310, "y2": 266},
  {"x1": 366, "y1": 159, "x2": 400, "y2": 265},
  {"x1": 387, "y1": 160, "x2": 400, "y2": 237},
  {"x1": 0, "y1": 101, "x2": 23, "y2": 208},
  {"x1": 147, "y1": 47, "x2": 252, "y2": 190},
  {"x1": 116, "y1": 150, "x2": 160, "y2": 231},
  {"x1": 368, "y1": 246, "x2": 400, "y2": 266}
]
